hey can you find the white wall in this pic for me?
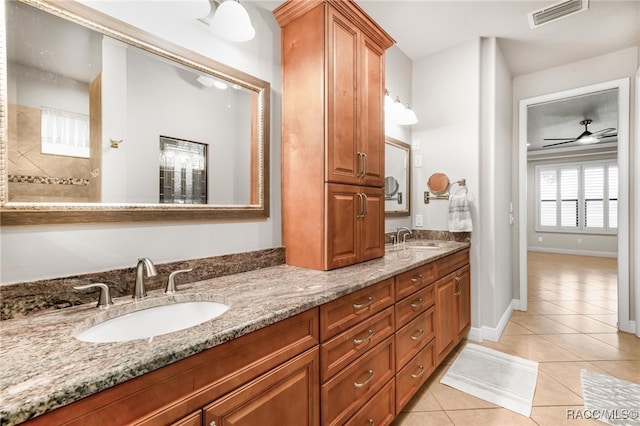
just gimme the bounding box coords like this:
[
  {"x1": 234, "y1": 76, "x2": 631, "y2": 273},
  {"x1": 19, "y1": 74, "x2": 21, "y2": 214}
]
[
  {"x1": 384, "y1": 46, "x2": 413, "y2": 232},
  {"x1": 512, "y1": 46, "x2": 638, "y2": 320},
  {"x1": 412, "y1": 39, "x2": 482, "y2": 331},
  {"x1": 479, "y1": 38, "x2": 514, "y2": 332},
  {"x1": 0, "y1": 1, "x2": 282, "y2": 284}
]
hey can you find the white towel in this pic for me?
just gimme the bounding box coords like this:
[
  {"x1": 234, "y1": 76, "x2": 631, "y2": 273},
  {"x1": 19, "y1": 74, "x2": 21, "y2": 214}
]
[{"x1": 448, "y1": 192, "x2": 472, "y2": 232}]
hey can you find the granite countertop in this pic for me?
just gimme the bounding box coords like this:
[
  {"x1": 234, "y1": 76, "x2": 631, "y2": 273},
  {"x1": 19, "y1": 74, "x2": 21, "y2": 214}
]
[{"x1": 0, "y1": 241, "x2": 469, "y2": 425}]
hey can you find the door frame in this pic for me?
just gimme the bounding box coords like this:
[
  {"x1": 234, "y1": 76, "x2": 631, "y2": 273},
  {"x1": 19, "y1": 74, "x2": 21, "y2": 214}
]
[{"x1": 517, "y1": 78, "x2": 631, "y2": 332}]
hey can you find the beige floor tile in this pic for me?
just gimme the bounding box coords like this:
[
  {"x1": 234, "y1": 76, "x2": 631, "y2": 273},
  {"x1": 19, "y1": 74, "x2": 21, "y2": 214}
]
[
  {"x1": 401, "y1": 385, "x2": 442, "y2": 412},
  {"x1": 583, "y1": 299, "x2": 618, "y2": 310},
  {"x1": 585, "y1": 314, "x2": 618, "y2": 327},
  {"x1": 545, "y1": 300, "x2": 616, "y2": 315},
  {"x1": 445, "y1": 408, "x2": 537, "y2": 426},
  {"x1": 544, "y1": 315, "x2": 618, "y2": 333},
  {"x1": 510, "y1": 315, "x2": 580, "y2": 334},
  {"x1": 517, "y1": 301, "x2": 577, "y2": 316},
  {"x1": 588, "y1": 360, "x2": 640, "y2": 383},
  {"x1": 587, "y1": 332, "x2": 640, "y2": 355},
  {"x1": 497, "y1": 335, "x2": 584, "y2": 362},
  {"x1": 542, "y1": 334, "x2": 640, "y2": 361},
  {"x1": 392, "y1": 411, "x2": 453, "y2": 426},
  {"x1": 531, "y1": 406, "x2": 602, "y2": 425},
  {"x1": 502, "y1": 322, "x2": 535, "y2": 335},
  {"x1": 532, "y1": 371, "x2": 583, "y2": 406},
  {"x1": 538, "y1": 361, "x2": 607, "y2": 396},
  {"x1": 528, "y1": 290, "x2": 575, "y2": 301},
  {"x1": 430, "y1": 380, "x2": 499, "y2": 410},
  {"x1": 477, "y1": 340, "x2": 518, "y2": 354}
]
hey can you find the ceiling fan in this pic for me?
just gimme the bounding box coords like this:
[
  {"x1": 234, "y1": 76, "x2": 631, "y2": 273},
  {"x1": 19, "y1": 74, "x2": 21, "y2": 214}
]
[{"x1": 543, "y1": 119, "x2": 617, "y2": 148}]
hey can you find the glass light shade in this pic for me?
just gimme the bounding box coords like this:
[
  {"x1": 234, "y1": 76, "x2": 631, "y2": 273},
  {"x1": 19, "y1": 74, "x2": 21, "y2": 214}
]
[
  {"x1": 211, "y1": 0, "x2": 255, "y2": 42},
  {"x1": 397, "y1": 105, "x2": 418, "y2": 126},
  {"x1": 390, "y1": 97, "x2": 407, "y2": 123}
]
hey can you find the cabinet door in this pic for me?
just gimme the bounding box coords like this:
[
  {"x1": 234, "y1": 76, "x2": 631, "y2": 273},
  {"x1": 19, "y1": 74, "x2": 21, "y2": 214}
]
[
  {"x1": 326, "y1": 183, "x2": 359, "y2": 269},
  {"x1": 358, "y1": 35, "x2": 385, "y2": 188},
  {"x1": 204, "y1": 349, "x2": 319, "y2": 426},
  {"x1": 456, "y1": 266, "x2": 471, "y2": 340},
  {"x1": 326, "y1": 7, "x2": 360, "y2": 185},
  {"x1": 359, "y1": 186, "x2": 385, "y2": 262},
  {"x1": 435, "y1": 277, "x2": 457, "y2": 364}
]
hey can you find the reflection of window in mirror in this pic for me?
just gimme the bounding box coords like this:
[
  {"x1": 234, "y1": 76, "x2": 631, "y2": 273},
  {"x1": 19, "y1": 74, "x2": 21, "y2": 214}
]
[
  {"x1": 41, "y1": 108, "x2": 90, "y2": 158},
  {"x1": 384, "y1": 136, "x2": 411, "y2": 217},
  {"x1": 159, "y1": 136, "x2": 208, "y2": 204}
]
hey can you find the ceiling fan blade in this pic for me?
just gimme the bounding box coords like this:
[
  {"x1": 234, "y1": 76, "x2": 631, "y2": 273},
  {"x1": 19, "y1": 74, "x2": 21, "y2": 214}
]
[
  {"x1": 543, "y1": 139, "x2": 578, "y2": 148},
  {"x1": 591, "y1": 127, "x2": 616, "y2": 137}
]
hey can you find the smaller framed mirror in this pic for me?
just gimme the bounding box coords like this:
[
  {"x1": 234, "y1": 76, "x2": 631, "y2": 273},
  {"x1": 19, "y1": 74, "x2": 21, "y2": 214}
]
[
  {"x1": 427, "y1": 172, "x2": 450, "y2": 195},
  {"x1": 384, "y1": 136, "x2": 410, "y2": 217}
]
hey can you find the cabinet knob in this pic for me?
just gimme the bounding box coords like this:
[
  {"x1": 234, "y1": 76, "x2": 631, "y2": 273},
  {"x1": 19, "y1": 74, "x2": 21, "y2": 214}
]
[
  {"x1": 209, "y1": 422, "x2": 217, "y2": 426},
  {"x1": 369, "y1": 419, "x2": 375, "y2": 426}
]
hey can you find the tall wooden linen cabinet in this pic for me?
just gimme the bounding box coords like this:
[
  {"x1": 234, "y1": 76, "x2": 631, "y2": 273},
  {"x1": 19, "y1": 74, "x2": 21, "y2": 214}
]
[{"x1": 275, "y1": 0, "x2": 395, "y2": 270}]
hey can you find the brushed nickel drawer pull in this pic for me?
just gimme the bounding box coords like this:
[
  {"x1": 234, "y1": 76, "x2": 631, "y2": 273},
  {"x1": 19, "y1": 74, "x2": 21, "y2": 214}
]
[
  {"x1": 363, "y1": 153, "x2": 368, "y2": 176},
  {"x1": 454, "y1": 276, "x2": 462, "y2": 295},
  {"x1": 353, "y1": 369, "x2": 375, "y2": 388},
  {"x1": 353, "y1": 328, "x2": 374, "y2": 345},
  {"x1": 410, "y1": 274, "x2": 424, "y2": 283},
  {"x1": 410, "y1": 298, "x2": 424, "y2": 309},
  {"x1": 353, "y1": 296, "x2": 374, "y2": 310},
  {"x1": 411, "y1": 364, "x2": 425, "y2": 378},
  {"x1": 410, "y1": 329, "x2": 425, "y2": 341},
  {"x1": 363, "y1": 193, "x2": 368, "y2": 217}
]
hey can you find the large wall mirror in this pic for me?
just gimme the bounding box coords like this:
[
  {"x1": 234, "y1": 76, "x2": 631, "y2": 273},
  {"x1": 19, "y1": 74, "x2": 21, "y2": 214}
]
[
  {"x1": 384, "y1": 136, "x2": 410, "y2": 217},
  {"x1": 0, "y1": 0, "x2": 270, "y2": 225}
]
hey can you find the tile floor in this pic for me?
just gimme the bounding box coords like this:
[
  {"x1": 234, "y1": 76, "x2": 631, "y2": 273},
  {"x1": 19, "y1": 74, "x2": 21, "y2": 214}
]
[{"x1": 393, "y1": 252, "x2": 640, "y2": 426}]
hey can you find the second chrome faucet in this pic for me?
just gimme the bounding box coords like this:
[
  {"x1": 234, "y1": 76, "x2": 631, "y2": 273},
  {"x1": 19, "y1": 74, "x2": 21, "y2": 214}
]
[{"x1": 133, "y1": 257, "x2": 158, "y2": 300}]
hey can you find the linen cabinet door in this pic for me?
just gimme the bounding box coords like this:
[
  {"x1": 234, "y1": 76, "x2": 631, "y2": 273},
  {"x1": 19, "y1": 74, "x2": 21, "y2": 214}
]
[
  {"x1": 203, "y1": 349, "x2": 319, "y2": 426},
  {"x1": 326, "y1": 7, "x2": 360, "y2": 185},
  {"x1": 359, "y1": 186, "x2": 385, "y2": 262},
  {"x1": 326, "y1": 183, "x2": 359, "y2": 269},
  {"x1": 358, "y1": 35, "x2": 385, "y2": 188}
]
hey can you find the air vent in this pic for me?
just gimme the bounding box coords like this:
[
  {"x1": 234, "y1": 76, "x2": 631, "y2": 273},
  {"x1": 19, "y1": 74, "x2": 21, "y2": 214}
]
[{"x1": 528, "y1": 0, "x2": 589, "y2": 28}]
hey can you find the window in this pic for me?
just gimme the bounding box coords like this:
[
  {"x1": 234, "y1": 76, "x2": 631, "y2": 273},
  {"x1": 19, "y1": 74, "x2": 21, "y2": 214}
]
[
  {"x1": 41, "y1": 107, "x2": 90, "y2": 158},
  {"x1": 535, "y1": 160, "x2": 617, "y2": 234}
]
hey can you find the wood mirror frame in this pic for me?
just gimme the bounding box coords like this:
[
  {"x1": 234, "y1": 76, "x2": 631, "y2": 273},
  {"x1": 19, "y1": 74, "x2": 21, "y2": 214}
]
[
  {"x1": 384, "y1": 136, "x2": 411, "y2": 217},
  {"x1": 0, "y1": 0, "x2": 270, "y2": 226}
]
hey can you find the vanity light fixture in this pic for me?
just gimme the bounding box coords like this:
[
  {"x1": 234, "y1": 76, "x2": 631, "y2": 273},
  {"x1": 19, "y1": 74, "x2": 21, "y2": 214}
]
[
  {"x1": 197, "y1": 75, "x2": 229, "y2": 90},
  {"x1": 397, "y1": 105, "x2": 418, "y2": 126},
  {"x1": 199, "y1": 0, "x2": 255, "y2": 42}
]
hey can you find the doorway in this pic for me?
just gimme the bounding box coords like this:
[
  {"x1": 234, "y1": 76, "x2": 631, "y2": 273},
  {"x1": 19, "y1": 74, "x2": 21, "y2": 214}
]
[{"x1": 517, "y1": 78, "x2": 631, "y2": 333}]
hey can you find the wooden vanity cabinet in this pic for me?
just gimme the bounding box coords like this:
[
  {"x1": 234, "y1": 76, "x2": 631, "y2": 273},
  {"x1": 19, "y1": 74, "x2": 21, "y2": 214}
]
[
  {"x1": 435, "y1": 264, "x2": 471, "y2": 365},
  {"x1": 23, "y1": 310, "x2": 319, "y2": 426},
  {"x1": 170, "y1": 411, "x2": 202, "y2": 426},
  {"x1": 275, "y1": 0, "x2": 394, "y2": 271}
]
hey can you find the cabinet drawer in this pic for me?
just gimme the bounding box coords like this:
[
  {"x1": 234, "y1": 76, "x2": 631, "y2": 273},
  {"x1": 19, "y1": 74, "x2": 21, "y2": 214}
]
[
  {"x1": 345, "y1": 378, "x2": 395, "y2": 426},
  {"x1": 170, "y1": 411, "x2": 202, "y2": 426},
  {"x1": 436, "y1": 249, "x2": 469, "y2": 278},
  {"x1": 321, "y1": 336, "x2": 395, "y2": 426},
  {"x1": 395, "y1": 340, "x2": 436, "y2": 412},
  {"x1": 320, "y1": 278, "x2": 394, "y2": 341},
  {"x1": 395, "y1": 262, "x2": 436, "y2": 300},
  {"x1": 395, "y1": 283, "x2": 434, "y2": 329},
  {"x1": 321, "y1": 306, "x2": 394, "y2": 382},
  {"x1": 395, "y1": 306, "x2": 435, "y2": 370}
]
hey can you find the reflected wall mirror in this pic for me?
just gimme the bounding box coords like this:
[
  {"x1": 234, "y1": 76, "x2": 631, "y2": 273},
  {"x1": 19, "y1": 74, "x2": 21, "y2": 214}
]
[
  {"x1": 384, "y1": 136, "x2": 410, "y2": 217},
  {"x1": 0, "y1": 0, "x2": 270, "y2": 225}
]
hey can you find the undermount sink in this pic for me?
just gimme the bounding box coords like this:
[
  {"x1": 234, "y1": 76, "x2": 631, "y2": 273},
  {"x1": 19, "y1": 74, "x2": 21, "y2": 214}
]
[
  {"x1": 75, "y1": 301, "x2": 229, "y2": 343},
  {"x1": 408, "y1": 241, "x2": 442, "y2": 249}
]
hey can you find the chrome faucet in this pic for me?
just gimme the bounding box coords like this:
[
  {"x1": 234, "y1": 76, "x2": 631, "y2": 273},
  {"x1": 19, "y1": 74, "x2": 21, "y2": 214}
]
[
  {"x1": 396, "y1": 227, "x2": 413, "y2": 245},
  {"x1": 133, "y1": 257, "x2": 158, "y2": 300}
]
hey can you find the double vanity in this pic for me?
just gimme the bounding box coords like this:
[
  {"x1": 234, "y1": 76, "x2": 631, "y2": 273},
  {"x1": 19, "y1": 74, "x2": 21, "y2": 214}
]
[{"x1": 0, "y1": 241, "x2": 470, "y2": 426}]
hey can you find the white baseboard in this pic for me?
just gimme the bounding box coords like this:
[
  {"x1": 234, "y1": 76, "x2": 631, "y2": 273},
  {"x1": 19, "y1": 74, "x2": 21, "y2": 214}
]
[
  {"x1": 527, "y1": 247, "x2": 617, "y2": 258},
  {"x1": 467, "y1": 300, "x2": 516, "y2": 343}
]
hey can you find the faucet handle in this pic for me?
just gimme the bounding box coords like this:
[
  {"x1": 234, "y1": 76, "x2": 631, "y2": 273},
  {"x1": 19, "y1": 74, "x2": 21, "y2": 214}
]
[
  {"x1": 165, "y1": 268, "x2": 194, "y2": 295},
  {"x1": 74, "y1": 283, "x2": 113, "y2": 309}
]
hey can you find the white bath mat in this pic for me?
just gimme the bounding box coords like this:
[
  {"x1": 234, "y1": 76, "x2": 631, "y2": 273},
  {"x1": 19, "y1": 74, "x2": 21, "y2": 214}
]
[
  {"x1": 440, "y1": 343, "x2": 539, "y2": 417},
  {"x1": 581, "y1": 369, "x2": 640, "y2": 426}
]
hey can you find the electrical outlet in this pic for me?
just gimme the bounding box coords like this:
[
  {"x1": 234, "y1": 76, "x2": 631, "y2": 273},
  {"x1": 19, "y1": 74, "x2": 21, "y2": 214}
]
[
  {"x1": 538, "y1": 236, "x2": 543, "y2": 242},
  {"x1": 415, "y1": 214, "x2": 423, "y2": 227},
  {"x1": 414, "y1": 154, "x2": 422, "y2": 168},
  {"x1": 577, "y1": 238, "x2": 583, "y2": 245}
]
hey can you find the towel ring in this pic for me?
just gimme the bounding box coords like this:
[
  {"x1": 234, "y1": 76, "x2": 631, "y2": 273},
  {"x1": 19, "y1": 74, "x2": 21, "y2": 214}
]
[{"x1": 450, "y1": 179, "x2": 467, "y2": 194}]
